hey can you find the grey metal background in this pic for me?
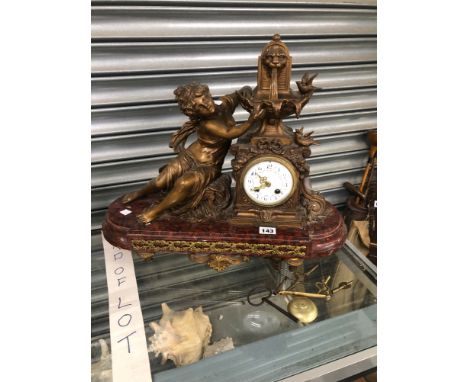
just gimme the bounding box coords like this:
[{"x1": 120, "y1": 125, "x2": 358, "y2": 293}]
[{"x1": 91, "y1": 0, "x2": 376, "y2": 337}]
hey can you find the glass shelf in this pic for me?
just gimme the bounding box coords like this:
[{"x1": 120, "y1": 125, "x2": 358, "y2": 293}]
[{"x1": 91, "y1": 241, "x2": 376, "y2": 382}]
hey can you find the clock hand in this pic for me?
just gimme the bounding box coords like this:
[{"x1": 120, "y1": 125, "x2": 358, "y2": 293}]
[
  {"x1": 258, "y1": 175, "x2": 271, "y2": 187},
  {"x1": 254, "y1": 180, "x2": 272, "y2": 191},
  {"x1": 251, "y1": 173, "x2": 272, "y2": 191},
  {"x1": 251, "y1": 183, "x2": 268, "y2": 192}
]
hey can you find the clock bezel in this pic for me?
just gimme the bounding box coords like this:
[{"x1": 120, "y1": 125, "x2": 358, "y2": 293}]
[{"x1": 240, "y1": 155, "x2": 299, "y2": 207}]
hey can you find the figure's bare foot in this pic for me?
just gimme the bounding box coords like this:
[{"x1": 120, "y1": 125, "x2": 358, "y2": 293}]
[
  {"x1": 122, "y1": 191, "x2": 142, "y2": 204},
  {"x1": 137, "y1": 208, "x2": 159, "y2": 224},
  {"x1": 137, "y1": 213, "x2": 153, "y2": 224}
]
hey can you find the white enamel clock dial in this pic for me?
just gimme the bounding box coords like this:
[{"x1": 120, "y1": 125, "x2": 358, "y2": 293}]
[{"x1": 243, "y1": 158, "x2": 296, "y2": 206}]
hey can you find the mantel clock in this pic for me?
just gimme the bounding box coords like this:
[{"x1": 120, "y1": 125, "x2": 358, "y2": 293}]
[{"x1": 102, "y1": 34, "x2": 346, "y2": 271}]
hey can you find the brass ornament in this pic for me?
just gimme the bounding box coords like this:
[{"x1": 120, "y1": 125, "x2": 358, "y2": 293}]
[
  {"x1": 330, "y1": 281, "x2": 353, "y2": 295},
  {"x1": 258, "y1": 210, "x2": 275, "y2": 222},
  {"x1": 188, "y1": 253, "x2": 250, "y2": 272},
  {"x1": 278, "y1": 290, "x2": 330, "y2": 301},
  {"x1": 207, "y1": 255, "x2": 249, "y2": 272},
  {"x1": 139, "y1": 252, "x2": 155, "y2": 262},
  {"x1": 301, "y1": 183, "x2": 330, "y2": 223},
  {"x1": 132, "y1": 239, "x2": 306, "y2": 258},
  {"x1": 315, "y1": 275, "x2": 332, "y2": 295},
  {"x1": 287, "y1": 297, "x2": 318, "y2": 324},
  {"x1": 294, "y1": 127, "x2": 320, "y2": 147},
  {"x1": 286, "y1": 257, "x2": 304, "y2": 267}
]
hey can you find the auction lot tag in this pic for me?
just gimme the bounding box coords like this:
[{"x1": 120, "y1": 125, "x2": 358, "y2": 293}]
[
  {"x1": 259, "y1": 226, "x2": 276, "y2": 235},
  {"x1": 102, "y1": 234, "x2": 152, "y2": 382}
]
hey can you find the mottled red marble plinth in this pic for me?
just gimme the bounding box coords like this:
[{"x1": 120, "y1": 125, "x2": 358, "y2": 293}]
[{"x1": 102, "y1": 193, "x2": 346, "y2": 267}]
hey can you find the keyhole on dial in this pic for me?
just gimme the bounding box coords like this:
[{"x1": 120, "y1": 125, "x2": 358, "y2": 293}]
[{"x1": 275, "y1": 189, "x2": 281, "y2": 194}]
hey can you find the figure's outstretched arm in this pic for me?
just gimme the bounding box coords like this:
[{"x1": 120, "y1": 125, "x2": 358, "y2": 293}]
[
  {"x1": 204, "y1": 108, "x2": 265, "y2": 139},
  {"x1": 221, "y1": 86, "x2": 253, "y2": 114}
]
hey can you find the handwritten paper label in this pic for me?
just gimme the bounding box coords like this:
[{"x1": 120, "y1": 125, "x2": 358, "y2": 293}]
[
  {"x1": 259, "y1": 226, "x2": 276, "y2": 235},
  {"x1": 102, "y1": 234, "x2": 151, "y2": 382}
]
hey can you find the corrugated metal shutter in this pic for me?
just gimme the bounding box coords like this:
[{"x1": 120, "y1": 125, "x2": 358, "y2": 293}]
[{"x1": 91, "y1": 0, "x2": 376, "y2": 336}]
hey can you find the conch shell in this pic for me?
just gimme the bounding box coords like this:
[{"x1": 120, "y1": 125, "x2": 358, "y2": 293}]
[{"x1": 148, "y1": 303, "x2": 212, "y2": 367}]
